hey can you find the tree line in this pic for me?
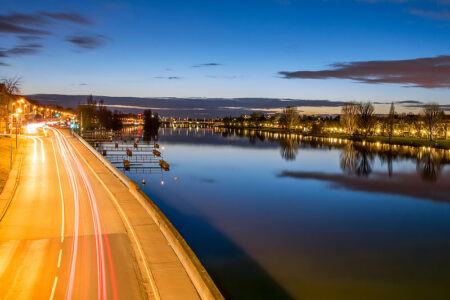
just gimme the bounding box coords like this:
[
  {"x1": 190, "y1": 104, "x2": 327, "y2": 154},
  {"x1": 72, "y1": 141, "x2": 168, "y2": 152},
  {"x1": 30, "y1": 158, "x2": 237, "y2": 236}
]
[
  {"x1": 222, "y1": 102, "x2": 448, "y2": 141},
  {"x1": 77, "y1": 95, "x2": 123, "y2": 131}
]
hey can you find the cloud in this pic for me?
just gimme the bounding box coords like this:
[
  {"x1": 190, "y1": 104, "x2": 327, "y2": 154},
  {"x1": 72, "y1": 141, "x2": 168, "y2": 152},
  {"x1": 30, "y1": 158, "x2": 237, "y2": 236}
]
[
  {"x1": 0, "y1": 11, "x2": 98, "y2": 65},
  {"x1": 409, "y1": 8, "x2": 450, "y2": 20},
  {"x1": 0, "y1": 43, "x2": 43, "y2": 57},
  {"x1": 396, "y1": 100, "x2": 423, "y2": 104},
  {"x1": 66, "y1": 34, "x2": 111, "y2": 50},
  {"x1": 40, "y1": 12, "x2": 92, "y2": 25},
  {"x1": 357, "y1": 0, "x2": 411, "y2": 3},
  {"x1": 277, "y1": 170, "x2": 450, "y2": 203},
  {"x1": 154, "y1": 76, "x2": 181, "y2": 80},
  {"x1": 205, "y1": 75, "x2": 239, "y2": 79},
  {"x1": 17, "y1": 35, "x2": 44, "y2": 41},
  {"x1": 0, "y1": 11, "x2": 92, "y2": 36},
  {"x1": 279, "y1": 55, "x2": 450, "y2": 88},
  {"x1": 192, "y1": 62, "x2": 222, "y2": 68},
  {"x1": 0, "y1": 21, "x2": 50, "y2": 35}
]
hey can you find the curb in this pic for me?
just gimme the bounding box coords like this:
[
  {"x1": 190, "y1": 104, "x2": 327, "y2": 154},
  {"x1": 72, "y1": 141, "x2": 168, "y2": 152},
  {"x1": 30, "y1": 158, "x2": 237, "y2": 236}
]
[{"x1": 73, "y1": 131, "x2": 224, "y2": 300}]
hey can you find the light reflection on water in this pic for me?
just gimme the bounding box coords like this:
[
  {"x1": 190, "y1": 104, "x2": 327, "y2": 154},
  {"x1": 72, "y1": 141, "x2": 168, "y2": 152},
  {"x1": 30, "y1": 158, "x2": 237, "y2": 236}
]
[{"x1": 113, "y1": 127, "x2": 450, "y2": 300}]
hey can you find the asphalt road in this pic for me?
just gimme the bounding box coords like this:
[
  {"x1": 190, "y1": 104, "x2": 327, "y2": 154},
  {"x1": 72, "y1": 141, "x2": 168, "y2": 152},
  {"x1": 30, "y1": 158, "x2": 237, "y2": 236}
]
[{"x1": 0, "y1": 128, "x2": 146, "y2": 299}]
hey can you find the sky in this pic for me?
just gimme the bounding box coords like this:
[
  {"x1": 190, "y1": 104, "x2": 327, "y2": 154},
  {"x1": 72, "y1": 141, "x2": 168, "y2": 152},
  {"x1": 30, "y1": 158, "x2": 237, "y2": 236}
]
[{"x1": 1, "y1": 0, "x2": 449, "y2": 114}]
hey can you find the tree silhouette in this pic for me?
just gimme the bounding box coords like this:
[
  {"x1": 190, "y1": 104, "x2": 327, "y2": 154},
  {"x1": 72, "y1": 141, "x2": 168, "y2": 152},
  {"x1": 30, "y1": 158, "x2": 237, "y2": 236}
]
[{"x1": 279, "y1": 138, "x2": 299, "y2": 161}]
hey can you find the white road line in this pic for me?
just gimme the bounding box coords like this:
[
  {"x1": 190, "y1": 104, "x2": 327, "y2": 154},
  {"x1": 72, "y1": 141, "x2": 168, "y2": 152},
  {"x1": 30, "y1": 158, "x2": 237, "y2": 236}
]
[
  {"x1": 49, "y1": 276, "x2": 58, "y2": 300},
  {"x1": 71, "y1": 135, "x2": 161, "y2": 300},
  {"x1": 57, "y1": 249, "x2": 62, "y2": 268},
  {"x1": 51, "y1": 138, "x2": 65, "y2": 243},
  {"x1": 37, "y1": 136, "x2": 45, "y2": 163},
  {"x1": 50, "y1": 128, "x2": 80, "y2": 300},
  {"x1": 31, "y1": 137, "x2": 37, "y2": 162}
]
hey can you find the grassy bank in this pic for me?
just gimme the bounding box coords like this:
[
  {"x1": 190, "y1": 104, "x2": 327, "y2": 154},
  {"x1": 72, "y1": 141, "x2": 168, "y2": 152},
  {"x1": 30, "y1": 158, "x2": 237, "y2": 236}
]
[
  {"x1": 0, "y1": 135, "x2": 20, "y2": 192},
  {"x1": 221, "y1": 126, "x2": 450, "y2": 149}
]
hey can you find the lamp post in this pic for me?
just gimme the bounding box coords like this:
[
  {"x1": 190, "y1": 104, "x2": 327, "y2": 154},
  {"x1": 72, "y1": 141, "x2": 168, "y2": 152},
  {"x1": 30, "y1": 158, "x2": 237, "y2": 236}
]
[
  {"x1": 15, "y1": 108, "x2": 22, "y2": 148},
  {"x1": 9, "y1": 114, "x2": 12, "y2": 169}
]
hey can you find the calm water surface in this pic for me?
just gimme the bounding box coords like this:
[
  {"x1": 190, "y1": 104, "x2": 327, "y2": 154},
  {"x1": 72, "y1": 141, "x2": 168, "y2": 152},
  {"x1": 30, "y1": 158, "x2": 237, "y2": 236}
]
[{"x1": 116, "y1": 128, "x2": 450, "y2": 300}]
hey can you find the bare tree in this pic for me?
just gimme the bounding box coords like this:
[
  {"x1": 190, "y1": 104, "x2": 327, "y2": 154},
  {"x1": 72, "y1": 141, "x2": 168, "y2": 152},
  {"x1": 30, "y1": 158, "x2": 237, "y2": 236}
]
[
  {"x1": 0, "y1": 77, "x2": 21, "y2": 131},
  {"x1": 357, "y1": 102, "x2": 375, "y2": 138},
  {"x1": 1, "y1": 77, "x2": 21, "y2": 96},
  {"x1": 280, "y1": 106, "x2": 299, "y2": 130},
  {"x1": 385, "y1": 102, "x2": 396, "y2": 142},
  {"x1": 422, "y1": 103, "x2": 444, "y2": 141},
  {"x1": 340, "y1": 102, "x2": 358, "y2": 134}
]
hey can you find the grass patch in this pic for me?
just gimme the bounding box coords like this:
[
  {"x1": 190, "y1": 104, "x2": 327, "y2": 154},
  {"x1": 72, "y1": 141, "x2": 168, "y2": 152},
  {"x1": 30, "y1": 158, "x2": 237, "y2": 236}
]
[{"x1": 0, "y1": 135, "x2": 20, "y2": 192}]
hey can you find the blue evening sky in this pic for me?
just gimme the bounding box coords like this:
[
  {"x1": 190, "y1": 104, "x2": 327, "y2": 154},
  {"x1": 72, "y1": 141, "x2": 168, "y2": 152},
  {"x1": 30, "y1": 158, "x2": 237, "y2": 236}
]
[{"x1": 1, "y1": 0, "x2": 449, "y2": 105}]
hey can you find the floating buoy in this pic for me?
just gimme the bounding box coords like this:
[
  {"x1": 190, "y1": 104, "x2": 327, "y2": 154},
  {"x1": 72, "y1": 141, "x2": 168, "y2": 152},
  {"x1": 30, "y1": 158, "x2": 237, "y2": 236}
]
[
  {"x1": 174, "y1": 177, "x2": 178, "y2": 181},
  {"x1": 142, "y1": 179, "x2": 146, "y2": 185}
]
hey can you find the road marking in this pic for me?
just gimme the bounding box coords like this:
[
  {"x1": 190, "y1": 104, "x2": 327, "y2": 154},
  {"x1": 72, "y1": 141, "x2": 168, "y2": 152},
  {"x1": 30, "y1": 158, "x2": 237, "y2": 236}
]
[
  {"x1": 57, "y1": 249, "x2": 62, "y2": 268},
  {"x1": 37, "y1": 136, "x2": 45, "y2": 163},
  {"x1": 71, "y1": 135, "x2": 161, "y2": 300},
  {"x1": 49, "y1": 129, "x2": 80, "y2": 300},
  {"x1": 49, "y1": 276, "x2": 58, "y2": 300},
  {"x1": 51, "y1": 138, "x2": 65, "y2": 243},
  {"x1": 56, "y1": 129, "x2": 108, "y2": 299},
  {"x1": 32, "y1": 137, "x2": 37, "y2": 162}
]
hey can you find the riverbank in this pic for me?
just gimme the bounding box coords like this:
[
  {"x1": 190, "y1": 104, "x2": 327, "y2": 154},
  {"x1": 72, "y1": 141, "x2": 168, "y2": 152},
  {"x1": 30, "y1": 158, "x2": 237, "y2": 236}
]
[
  {"x1": 74, "y1": 131, "x2": 224, "y2": 299},
  {"x1": 220, "y1": 126, "x2": 450, "y2": 149}
]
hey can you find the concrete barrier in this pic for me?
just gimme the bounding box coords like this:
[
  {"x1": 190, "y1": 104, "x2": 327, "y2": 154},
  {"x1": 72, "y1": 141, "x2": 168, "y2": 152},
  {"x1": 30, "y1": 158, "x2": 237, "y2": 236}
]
[{"x1": 73, "y1": 131, "x2": 224, "y2": 300}]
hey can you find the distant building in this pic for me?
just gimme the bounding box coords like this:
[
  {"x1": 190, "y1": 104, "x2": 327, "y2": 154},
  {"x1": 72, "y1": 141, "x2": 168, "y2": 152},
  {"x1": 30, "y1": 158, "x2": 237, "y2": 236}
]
[{"x1": 0, "y1": 84, "x2": 12, "y2": 133}]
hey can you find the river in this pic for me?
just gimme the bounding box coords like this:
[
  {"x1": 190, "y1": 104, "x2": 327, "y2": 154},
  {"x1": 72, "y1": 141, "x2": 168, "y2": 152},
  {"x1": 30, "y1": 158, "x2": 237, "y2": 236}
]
[{"x1": 111, "y1": 127, "x2": 450, "y2": 299}]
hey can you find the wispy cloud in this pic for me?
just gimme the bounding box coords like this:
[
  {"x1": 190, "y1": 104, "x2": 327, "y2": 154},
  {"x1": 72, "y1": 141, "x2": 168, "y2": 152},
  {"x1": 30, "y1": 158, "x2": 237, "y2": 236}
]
[
  {"x1": 0, "y1": 43, "x2": 43, "y2": 57},
  {"x1": 277, "y1": 170, "x2": 450, "y2": 203},
  {"x1": 0, "y1": 11, "x2": 92, "y2": 36},
  {"x1": 192, "y1": 62, "x2": 222, "y2": 68},
  {"x1": 279, "y1": 55, "x2": 450, "y2": 88},
  {"x1": 17, "y1": 35, "x2": 44, "y2": 42},
  {"x1": 409, "y1": 8, "x2": 450, "y2": 20},
  {"x1": 0, "y1": 21, "x2": 50, "y2": 35},
  {"x1": 40, "y1": 12, "x2": 92, "y2": 25},
  {"x1": 66, "y1": 34, "x2": 111, "y2": 50},
  {"x1": 154, "y1": 76, "x2": 181, "y2": 80}
]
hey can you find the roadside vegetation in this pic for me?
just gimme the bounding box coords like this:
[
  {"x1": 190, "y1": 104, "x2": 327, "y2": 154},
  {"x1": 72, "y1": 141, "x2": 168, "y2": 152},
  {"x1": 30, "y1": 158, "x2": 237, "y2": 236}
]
[{"x1": 0, "y1": 135, "x2": 21, "y2": 192}]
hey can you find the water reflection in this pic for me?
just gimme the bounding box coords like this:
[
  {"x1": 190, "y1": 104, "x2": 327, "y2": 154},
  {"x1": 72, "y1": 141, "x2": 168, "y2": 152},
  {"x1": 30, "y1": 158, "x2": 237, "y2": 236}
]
[
  {"x1": 280, "y1": 138, "x2": 299, "y2": 161},
  {"x1": 340, "y1": 144, "x2": 374, "y2": 177},
  {"x1": 216, "y1": 128, "x2": 449, "y2": 181},
  {"x1": 417, "y1": 149, "x2": 443, "y2": 182}
]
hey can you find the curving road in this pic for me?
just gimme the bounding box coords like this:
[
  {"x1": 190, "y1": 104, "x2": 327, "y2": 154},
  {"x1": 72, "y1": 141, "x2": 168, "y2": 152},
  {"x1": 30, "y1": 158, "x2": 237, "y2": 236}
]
[{"x1": 0, "y1": 128, "x2": 146, "y2": 299}]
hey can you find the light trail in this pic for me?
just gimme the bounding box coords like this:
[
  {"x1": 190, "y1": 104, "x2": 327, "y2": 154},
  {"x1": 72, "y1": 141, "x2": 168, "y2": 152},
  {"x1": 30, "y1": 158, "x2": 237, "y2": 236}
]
[
  {"x1": 72, "y1": 137, "x2": 159, "y2": 300},
  {"x1": 49, "y1": 128, "x2": 80, "y2": 300},
  {"x1": 52, "y1": 128, "x2": 111, "y2": 300},
  {"x1": 51, "y1": 138, "x2": 65, "y2": 243}
]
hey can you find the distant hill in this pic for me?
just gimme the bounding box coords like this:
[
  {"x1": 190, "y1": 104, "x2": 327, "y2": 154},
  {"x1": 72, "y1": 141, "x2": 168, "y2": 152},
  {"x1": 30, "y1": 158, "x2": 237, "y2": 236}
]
[{"x1": 27, "y1": 94, "x2": 345, "y2": 118}]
